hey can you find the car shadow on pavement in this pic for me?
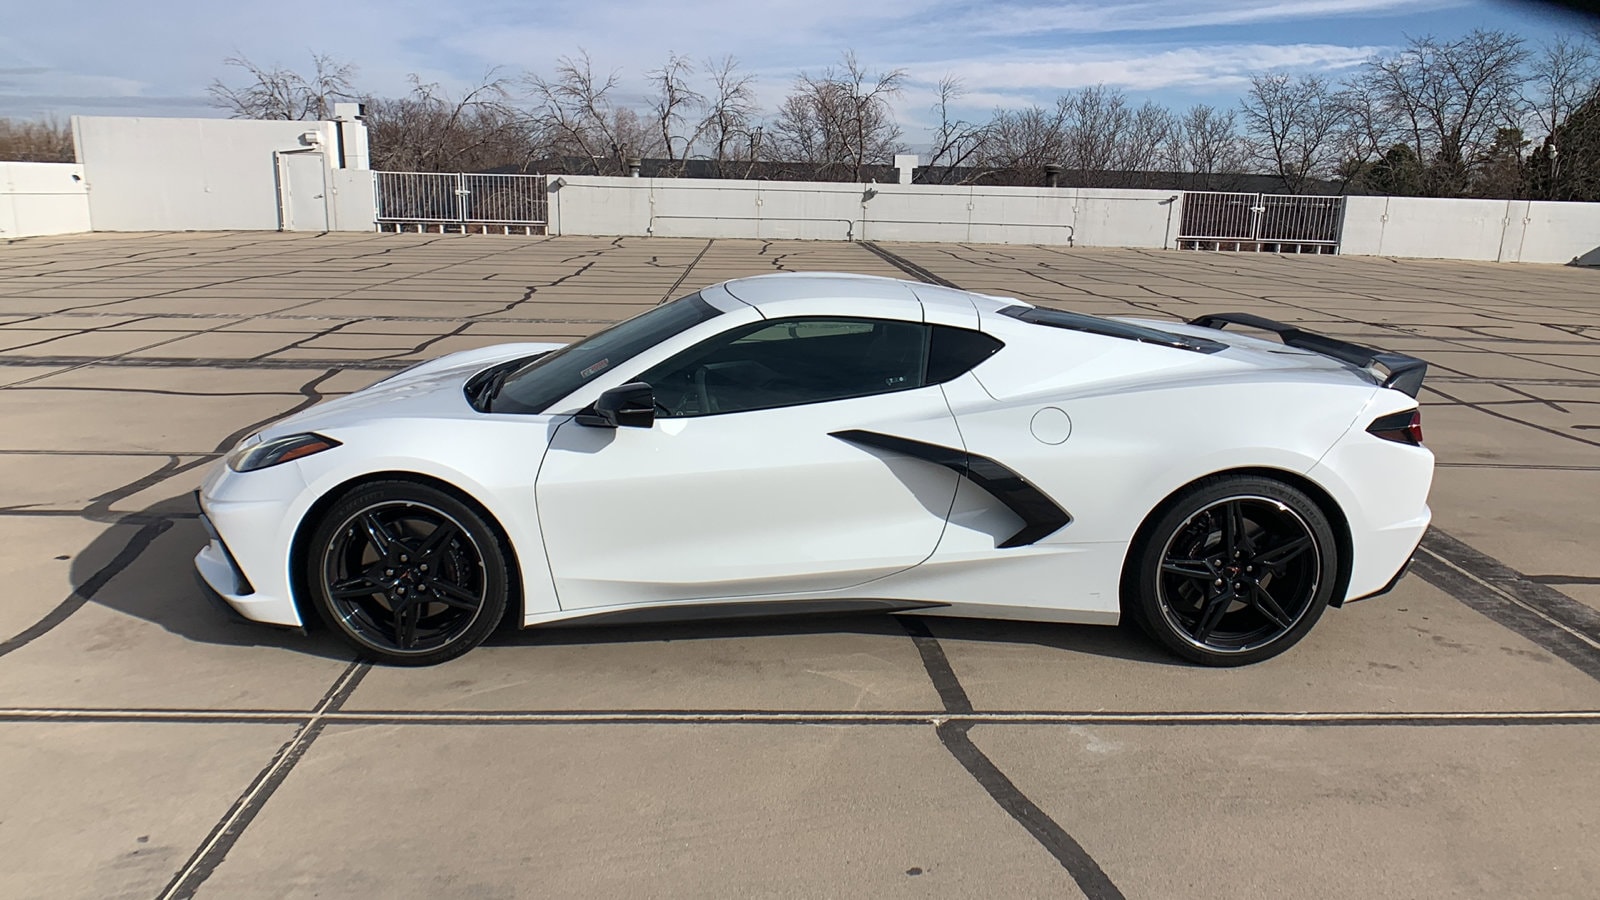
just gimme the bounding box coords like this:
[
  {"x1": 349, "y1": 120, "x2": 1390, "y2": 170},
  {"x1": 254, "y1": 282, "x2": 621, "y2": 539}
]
[
  {"x1": 77, "y1": 492, "x2": 1183, "y2": 668},
  {"x1": 73, "y1": 497, "x2": 356, "y2": 662},
  {"x1": 489, "y1": 610, "x2": 1184, "y2": 666}
]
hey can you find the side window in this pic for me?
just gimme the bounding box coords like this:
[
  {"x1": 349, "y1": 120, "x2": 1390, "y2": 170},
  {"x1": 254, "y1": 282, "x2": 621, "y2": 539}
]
[
  {"x1": 926, "y1": 325, "x2": 1004, "y2": 384},
  {"x1": 640, "y1": 317, "x2": 929, "y2": 417}
]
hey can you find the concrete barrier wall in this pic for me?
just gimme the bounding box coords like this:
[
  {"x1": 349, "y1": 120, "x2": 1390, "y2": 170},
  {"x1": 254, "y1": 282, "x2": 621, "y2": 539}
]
[
  {"x1": 1510, "y1": 201, "x2": 1600, "y2": 265},
  {"x1": 1339, "y1": 195, "x2": 1600, "y2": 264},
  {"x1": 20, "y1": 133, "x2": 1600, "y2": 264},
  {"x1": 549, "y1": 175, "x2": 1600, "y2": 265},
  {"x1": 548, "y1": 176, "x2": 1181, "y2": 247},
  {"x1": 0, "y1": 162, "x2": 92, "y2": 239}
]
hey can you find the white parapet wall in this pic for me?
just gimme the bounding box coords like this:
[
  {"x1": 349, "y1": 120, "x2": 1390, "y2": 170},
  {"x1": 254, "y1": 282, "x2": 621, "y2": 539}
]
[
  {"x1": 548, "y1": 176, "x2": 1182, "y2": 248},
  {"x1": 1508, "y1": 201, "x2": 1600, "y2": 265},
  {"x1": 0, "y1": 161, "x2": 92, "y2": 239},
  {"x1": 1339, "y1": 195, "x2": 1600, "y2": 265}
]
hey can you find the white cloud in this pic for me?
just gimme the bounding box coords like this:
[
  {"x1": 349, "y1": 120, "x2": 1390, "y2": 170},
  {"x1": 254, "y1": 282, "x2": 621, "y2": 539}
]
[
  {"x1": 0, "y1": 0, "x2": 1519, "y2": 145},
  {"x1": 907, "y1": 42, "x2": 1382, "y2": 96},
  {"x1": 938, "y1": 0, "x2": 1461, "y2": 38}
]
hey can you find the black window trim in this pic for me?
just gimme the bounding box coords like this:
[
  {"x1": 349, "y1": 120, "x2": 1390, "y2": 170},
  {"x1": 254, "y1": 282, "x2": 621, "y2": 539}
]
[
  {"x1": 638, "y1": 315, "x2": 1003, "y2": 420},
  {"x1": 998, "y1": 304, "x2": 1224, "y2": 354}
]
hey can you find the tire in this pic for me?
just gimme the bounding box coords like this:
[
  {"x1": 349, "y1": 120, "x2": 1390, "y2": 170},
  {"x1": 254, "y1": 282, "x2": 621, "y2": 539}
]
[
  {"x1": 305, "y1": 480, "x2": 510, "y2": 666},
  {"x1": 1123, "y1": 475, "x2": 1339, "y2": 667}
]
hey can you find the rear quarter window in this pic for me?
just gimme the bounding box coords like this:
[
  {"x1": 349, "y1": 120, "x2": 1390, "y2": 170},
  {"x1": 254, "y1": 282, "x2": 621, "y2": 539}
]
[{"x1": 927, "y1": 325, "x2": 1004, "y2": 383}]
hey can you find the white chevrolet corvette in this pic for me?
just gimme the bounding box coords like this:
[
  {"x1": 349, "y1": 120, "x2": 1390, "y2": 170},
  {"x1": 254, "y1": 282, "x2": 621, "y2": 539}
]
[{"x1": 195, "y1": 272, "x2": 1432, "y2": 666}]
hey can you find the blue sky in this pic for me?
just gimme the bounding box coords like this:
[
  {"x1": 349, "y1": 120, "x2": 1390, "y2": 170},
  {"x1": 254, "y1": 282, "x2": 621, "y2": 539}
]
[{"x1": 0, "y1": 0, "x2": 1592, "y2": 138}]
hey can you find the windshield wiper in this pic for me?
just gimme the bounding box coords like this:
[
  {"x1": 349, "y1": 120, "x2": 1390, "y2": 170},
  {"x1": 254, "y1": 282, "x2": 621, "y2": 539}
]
[
  {"x1": 477, "y1": 368, "x2": 511, "y2": 410},
  {"x1": 468, "y1": 352, "x2": 550, "y2": 412}
]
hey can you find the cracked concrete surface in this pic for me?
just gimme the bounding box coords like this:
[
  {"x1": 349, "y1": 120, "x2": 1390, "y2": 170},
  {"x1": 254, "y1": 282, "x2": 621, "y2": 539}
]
[{"x1": 1, "y1": 231, "x2": 1597, "y2": 899}]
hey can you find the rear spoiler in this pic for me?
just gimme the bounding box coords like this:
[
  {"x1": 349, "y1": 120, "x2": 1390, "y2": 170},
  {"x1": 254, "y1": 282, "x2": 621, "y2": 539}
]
[{"x1": 1188, "y1": 312, "x2": 1427, "y2": 398}]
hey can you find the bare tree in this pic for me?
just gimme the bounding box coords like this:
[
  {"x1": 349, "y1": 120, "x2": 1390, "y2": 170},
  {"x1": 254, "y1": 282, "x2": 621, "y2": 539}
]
[
  {"x1": 1522, "y1": 34, "x2": 1600, "y2": 197},
  {"x1": 1530, "y1": 87, "x2": 1600, "y2": 201},
  {"x1": 977, "y1": 101, "x2": 1069, "y2": 184},
  {"x1": 768, "y1": 51, "x2": 906, "y2": 181},
  {"x1": 648, "y1": 53, "x2": 705, "y2": 173},
  {"x1": 1119, "y1": 100, "x2": 1178, "y2": 186},
  {"x1": 364, "y1": 73, "x2": 532, "y2": 172},
  {"x1": 694, "y1": 56, "x2": 762, "y2": 177},
  {"x1": 1173, "y1": 105, "x2": 1246, "y2": 189},
  {"x1": 525, "y1": 51, "x2": 660, "y2": 175},
  {"x1": 0, "y1": 116, "x2": 74, "y2": 162},
  {"x1": 1328, "y1": 80, "x2": 1397, "y2": 193},
  {"x1": 1240, "y1": 73, "x2": 1343, "y2": 192},
  {"x1": 976, "y1": 88, "x2": 1179, "y2": 187},
  {"x1": 1356, "y1": 29, "x2": 1529, "y2": 195},
  {"x1": 920, "y1": 76, "x2": 989, "y2": 183},
  {"x1": 1525, "y1": 34, "x2": 1599, "y2": 140},
  {"x1": 207, "y1": 53, "x2": 358, "y2": 120},
  {"x1": 1473, "y1": 126, "x2": 1531, "y2": 198},
  {"x1": 1059, "y1": 85, "x2": 1129, "y2": 182},
  {"x1": 974, "y1": 86, "x2": 1177, "y2": 188}
]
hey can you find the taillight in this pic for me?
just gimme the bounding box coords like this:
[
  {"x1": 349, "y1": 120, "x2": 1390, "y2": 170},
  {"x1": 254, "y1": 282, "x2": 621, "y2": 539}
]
[{"x1": 1368, "y1": 409, "x2": 1423, "y2": 446}]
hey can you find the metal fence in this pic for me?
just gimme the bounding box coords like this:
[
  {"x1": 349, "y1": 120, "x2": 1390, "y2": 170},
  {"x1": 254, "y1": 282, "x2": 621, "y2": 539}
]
[
  {"x1": 374, "y1": 171, "x2": 547, "y2": 234},
  {"x1": 1178, "y1": 192, "x2": 1344, "y2": 253}
]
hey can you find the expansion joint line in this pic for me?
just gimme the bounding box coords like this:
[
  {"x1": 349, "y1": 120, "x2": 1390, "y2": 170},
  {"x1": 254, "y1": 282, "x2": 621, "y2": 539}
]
[{"x1": 156, "y1": 661, "x2": 370, "y2": 900}]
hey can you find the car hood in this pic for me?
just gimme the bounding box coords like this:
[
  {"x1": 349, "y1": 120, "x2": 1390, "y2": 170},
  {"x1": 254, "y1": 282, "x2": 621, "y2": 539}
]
[{"x1": 258, "y1": 342, "x2": 565, "y2": 439}]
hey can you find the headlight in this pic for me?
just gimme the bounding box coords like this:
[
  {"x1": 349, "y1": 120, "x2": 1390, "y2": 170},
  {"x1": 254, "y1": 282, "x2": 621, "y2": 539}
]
[{"x1": 226, "y1": 433, "x2": 341, "y2": 472}]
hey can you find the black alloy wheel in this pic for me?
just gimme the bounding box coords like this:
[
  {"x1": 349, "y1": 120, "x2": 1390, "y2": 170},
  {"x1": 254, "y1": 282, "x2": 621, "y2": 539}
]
[
  {"x1": 307, "y1": 481, "x2": 510, "y2": 666},
  {"x1": 1125, "y1": 475, "x2": 1338, "y2": 666}
]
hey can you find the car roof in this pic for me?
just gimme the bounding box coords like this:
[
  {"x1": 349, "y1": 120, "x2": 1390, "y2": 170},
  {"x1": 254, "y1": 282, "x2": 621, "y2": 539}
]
[{"x1": 719, "y1": 272, "x2": 1024, "y2": 321}]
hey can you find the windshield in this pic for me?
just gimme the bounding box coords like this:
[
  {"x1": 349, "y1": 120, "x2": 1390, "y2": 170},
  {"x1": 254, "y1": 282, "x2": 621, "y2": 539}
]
[{"x1": 488, "y1": 293, "x2": 721, "y2": 414}]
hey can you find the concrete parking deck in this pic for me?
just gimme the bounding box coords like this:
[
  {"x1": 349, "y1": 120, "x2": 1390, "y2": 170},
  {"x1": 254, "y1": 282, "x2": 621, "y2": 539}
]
[{"x1": 2, "y1": 231, "x2": 1598, "y2": 899}]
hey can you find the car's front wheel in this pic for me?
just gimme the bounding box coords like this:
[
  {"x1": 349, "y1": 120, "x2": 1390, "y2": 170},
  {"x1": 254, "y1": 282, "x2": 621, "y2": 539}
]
[
  {"x1": 1124, "y1": 475, "x2": 1339, "y2": 666},
  {"x1": 306, "y1": 480, "x2": 510, "y2": 666}
]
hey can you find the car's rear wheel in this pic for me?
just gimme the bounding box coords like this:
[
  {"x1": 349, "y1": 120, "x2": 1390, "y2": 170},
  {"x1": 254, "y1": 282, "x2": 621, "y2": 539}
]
[
  {"x1": 306, "y1": 481, "x2": 508, "y2": 666},
  {"x1": 1124, "y1": 475, "x2": 1338, "y2": 666}
]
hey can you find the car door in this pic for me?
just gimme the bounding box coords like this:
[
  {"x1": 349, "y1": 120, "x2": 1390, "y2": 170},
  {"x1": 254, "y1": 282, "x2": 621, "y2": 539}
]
[{"x1": 534, "y1": 316, "x2": 965, "y2": 610}]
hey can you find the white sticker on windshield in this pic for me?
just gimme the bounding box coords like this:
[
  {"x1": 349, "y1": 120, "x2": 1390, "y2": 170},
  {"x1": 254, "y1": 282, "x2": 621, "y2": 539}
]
[{"x1": 580, "y1": 358, "x2": 610, "y2": 379}]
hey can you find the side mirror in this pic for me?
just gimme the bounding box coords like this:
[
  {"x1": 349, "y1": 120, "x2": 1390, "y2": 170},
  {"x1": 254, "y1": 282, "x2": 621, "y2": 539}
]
[{"x1": 576, "y1": 382, "x2": 656, "y2": 428}]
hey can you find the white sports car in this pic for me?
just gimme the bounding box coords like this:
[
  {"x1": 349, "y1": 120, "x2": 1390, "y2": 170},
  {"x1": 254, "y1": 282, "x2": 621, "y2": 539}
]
[{"x1": 195, "y1": 273, "x2": 1432, "y2": 666}]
